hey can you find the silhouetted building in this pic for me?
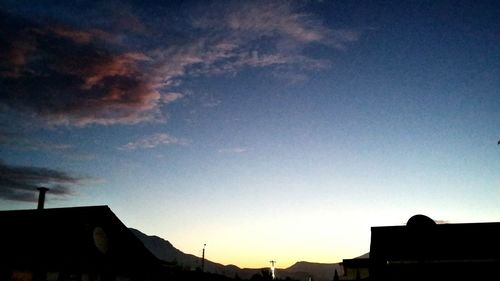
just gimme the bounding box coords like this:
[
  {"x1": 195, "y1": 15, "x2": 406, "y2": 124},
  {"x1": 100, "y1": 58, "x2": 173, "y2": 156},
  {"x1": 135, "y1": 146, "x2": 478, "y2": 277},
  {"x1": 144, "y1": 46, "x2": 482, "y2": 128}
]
[
  {"x1": 0, "y1": 206, "x2": 163, "y2": 281},
  {"x1": 341, "y1": 258, "x2": 369, "y2": 280},
  {"x1": 369, "y1": 215, "x2": 500, "y2": 281}
]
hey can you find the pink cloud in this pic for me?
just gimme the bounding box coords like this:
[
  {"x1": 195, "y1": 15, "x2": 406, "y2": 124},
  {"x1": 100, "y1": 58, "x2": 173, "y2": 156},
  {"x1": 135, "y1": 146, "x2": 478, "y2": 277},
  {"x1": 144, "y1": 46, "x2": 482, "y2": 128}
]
[
  {"x1": 51, "y1": 25, "x2": 118, "y2": 44},
  {"x1": 82, "y1": 52, "x2": 151, "y2": 89},
  {"x1": 51, "y1": 26, "x2": 94, "y2": 43},
  {"x1": 44, "y1": 50, "x2": 163, "y2": 126},
  {"x1": 0, "y1": 16, "x2": 165, "y2": 126}
]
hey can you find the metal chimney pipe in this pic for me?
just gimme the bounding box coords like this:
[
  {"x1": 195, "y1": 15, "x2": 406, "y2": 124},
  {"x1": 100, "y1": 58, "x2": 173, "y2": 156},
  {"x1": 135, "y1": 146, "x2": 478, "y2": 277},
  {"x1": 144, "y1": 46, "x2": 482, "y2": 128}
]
[
  {"x1": 37, "y1": 187, "x2": 49, "y2": 210},
  {"x1": 201, "y1": 244, "x2": 206, "y2": 272}
]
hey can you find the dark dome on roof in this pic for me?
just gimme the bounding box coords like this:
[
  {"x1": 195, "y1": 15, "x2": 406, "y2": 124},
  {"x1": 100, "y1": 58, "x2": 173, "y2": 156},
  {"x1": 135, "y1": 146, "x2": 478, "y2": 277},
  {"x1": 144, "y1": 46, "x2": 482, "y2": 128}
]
[{"x1": 407, "y1": 214, "x2": 436, "y2": 227}]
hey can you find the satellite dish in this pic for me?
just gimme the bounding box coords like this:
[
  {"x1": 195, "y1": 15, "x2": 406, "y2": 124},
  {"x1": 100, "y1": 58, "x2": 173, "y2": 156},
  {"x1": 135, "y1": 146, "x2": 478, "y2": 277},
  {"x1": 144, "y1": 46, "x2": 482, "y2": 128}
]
[
  {"x1": 407, "y1": 214, "x2": 436, "y2": 228},
  {"x1": 93, "y1": 227, "x2": 109, "y2": 254}
]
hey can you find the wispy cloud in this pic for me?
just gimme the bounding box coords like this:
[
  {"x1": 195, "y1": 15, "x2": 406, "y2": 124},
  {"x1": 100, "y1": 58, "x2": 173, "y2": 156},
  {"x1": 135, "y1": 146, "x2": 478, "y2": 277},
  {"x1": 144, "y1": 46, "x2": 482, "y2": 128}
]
[
  {"x1": 50, "y1": 25, "x2": 118, "y2": 44},
  {"x1": 0, "y1": 131, "x2": 73, "y2": 152},
  {"x1": 218, "y1": 147, "x2": 247, "y2": 154},
  {"x1": 194, "y1": 1, "x2": 360, "y2": 49},
  {"x1": 0, "y1": 131, "x2": 98, "y2": 161},
  {"x1": 162, "y1": 92, "x2": 185, "y2": 104},
  {"x1": 188, "y1": 1, "x2": 344, "y2": 77},
  {"x1": 223, "y1": 1, "x2": 329, "y2": 43},
  {"x1": 0, "y1": 160, "x2": 89, "y2": 202},
  {"x1": 119, "y1": 133, "x2": 190, "y2": 150}
]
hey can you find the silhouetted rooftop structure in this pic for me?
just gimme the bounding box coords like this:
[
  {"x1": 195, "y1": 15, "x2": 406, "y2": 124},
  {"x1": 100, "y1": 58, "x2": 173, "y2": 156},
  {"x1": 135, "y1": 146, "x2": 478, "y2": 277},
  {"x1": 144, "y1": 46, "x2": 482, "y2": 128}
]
[
  {"x1": 341, "y1": 257, "x2": 369, "y2": 280},
  {"x1": 369, "y1": 214, "x2": 500, "y2": 281},
  {"x1": 0, "y1": 206, "x2": 163, "y2": 281}
]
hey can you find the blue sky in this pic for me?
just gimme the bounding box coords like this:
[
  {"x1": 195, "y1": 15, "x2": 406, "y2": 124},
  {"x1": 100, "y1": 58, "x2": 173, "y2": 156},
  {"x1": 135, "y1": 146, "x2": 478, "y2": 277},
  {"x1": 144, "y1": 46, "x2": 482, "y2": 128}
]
[{"x1": 1, "y1": 0, "x2": 499, "y2": 268}]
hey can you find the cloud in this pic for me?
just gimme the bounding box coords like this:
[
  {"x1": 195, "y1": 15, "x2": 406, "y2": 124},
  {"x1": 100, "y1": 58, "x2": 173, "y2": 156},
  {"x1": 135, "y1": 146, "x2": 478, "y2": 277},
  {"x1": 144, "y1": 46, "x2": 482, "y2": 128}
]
[
  {"x1": 0, "y1": 2, "x2": 362, "y2": 127},
  {"x1": 224, "y1": 2, "x2": 328, "y2": 43},
  {"x1": 0, "y1": 161, "x2": 87, "y2": 202},
  {"x1": 50, "y1": 25, "x2": 118, "y2": 44},
  {"x1": 194, "y1": 1, "x2": 359, "y2": 48},
  {"x1": 187, "y1": 1, "x2": 353, "y2": 78},
  {"x1": 162, "y1": 92, "x2": 185, "y2": 104},
  {"x1": 0, "y1": 11, "x2": 163, "y2": 126},
  {"x1": 0, "y1": 131, "x2": 72, "y2": 152},
  {"x1": 120, "y1": 133, "x2": 190, "y2": 150},
  {"x1": 0, "y1": 130, "x2": 97, "y2": 161},
  {"x1": 218, "y1": 147, "x2": 247, "y2": 154}
]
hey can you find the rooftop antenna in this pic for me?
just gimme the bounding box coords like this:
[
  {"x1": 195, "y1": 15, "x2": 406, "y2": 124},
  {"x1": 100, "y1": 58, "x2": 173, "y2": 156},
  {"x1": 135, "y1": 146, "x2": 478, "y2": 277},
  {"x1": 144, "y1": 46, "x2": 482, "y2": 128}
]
[
  {"x1": 269, "y1": 260, "x2": 276, "y2": 279},
  {"x1": 201, "y1": 244, "x2": 206, "y2": 272}
]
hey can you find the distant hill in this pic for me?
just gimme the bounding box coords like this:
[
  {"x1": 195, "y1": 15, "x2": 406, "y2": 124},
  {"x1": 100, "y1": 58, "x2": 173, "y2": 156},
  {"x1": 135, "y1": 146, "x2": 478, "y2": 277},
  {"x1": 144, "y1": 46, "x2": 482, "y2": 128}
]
[
  {"x1": 283, "y1": 261, "x2": 343, "y2": 281},
  {"x1": 130, "y1": 228, "x2": 358, "y2": 281}
]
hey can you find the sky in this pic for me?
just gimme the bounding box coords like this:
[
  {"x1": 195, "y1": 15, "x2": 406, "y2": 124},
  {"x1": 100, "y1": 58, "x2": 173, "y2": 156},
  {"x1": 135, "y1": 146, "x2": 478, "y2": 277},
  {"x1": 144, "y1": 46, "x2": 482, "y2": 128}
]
[{"x1": 0, "y1": 0, "x2": 499, "y2": 269}]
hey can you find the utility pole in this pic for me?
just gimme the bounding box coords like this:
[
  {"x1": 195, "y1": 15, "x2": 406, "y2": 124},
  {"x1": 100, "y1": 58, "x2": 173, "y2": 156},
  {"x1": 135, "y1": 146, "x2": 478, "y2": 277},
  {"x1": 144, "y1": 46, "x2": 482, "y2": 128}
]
[
  {"x1": 269, "y1": 260, "x2": 276, "y2": 279},
  {"x1": 201, "y1": 244, "x2": 206, "y2": 272}
]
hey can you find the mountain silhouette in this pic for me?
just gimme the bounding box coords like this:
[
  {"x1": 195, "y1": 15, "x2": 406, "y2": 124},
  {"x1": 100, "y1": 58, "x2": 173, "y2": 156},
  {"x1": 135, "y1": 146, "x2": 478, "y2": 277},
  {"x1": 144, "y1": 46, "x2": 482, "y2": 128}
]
[
  {"x1": 130, "y1": 228, "x2": 360, "y2": 281},
  {"x1": 129, "y1": 228, "x2": 250, "y2": 277}
]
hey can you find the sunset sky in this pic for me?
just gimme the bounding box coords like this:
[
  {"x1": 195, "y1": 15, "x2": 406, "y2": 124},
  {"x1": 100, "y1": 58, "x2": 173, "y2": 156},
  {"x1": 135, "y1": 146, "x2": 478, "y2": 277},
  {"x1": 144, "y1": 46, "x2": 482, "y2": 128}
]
[{"x1": 1, "y1": 0, "x2": 499, "y2": 268}]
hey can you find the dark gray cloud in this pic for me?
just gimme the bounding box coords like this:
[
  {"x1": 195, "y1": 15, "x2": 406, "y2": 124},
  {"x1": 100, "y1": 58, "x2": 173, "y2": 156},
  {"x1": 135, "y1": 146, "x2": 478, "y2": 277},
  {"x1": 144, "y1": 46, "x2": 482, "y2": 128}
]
[
  {"x1": 0, "y1": 10, "x2": 163, "y2": 126},
  {"x1": 0, "y1": 161, "x2": 86, "y2": 202}
]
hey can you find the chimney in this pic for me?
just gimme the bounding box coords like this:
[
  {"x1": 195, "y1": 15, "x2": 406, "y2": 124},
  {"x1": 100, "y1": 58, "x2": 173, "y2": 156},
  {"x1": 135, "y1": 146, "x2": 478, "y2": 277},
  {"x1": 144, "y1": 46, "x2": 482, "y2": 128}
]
[{"x1": 37, "y1": 187, "x2": 49, "y2": 210}]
